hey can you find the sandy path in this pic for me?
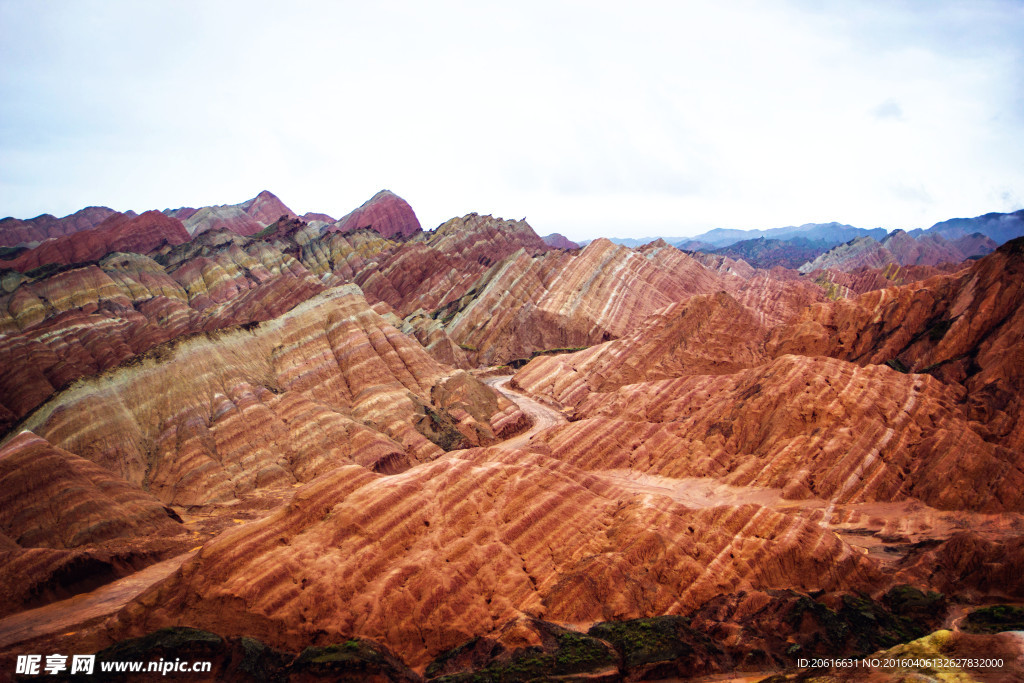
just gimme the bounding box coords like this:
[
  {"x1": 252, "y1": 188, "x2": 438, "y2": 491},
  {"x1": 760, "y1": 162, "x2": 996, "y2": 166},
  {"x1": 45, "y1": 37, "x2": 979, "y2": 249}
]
[
  {"x1": 0, "y1": 551, "x2": 195, "y2": 650},
  {"x1": 483, "y1": 375, "x2": 567, "y2": 449}
]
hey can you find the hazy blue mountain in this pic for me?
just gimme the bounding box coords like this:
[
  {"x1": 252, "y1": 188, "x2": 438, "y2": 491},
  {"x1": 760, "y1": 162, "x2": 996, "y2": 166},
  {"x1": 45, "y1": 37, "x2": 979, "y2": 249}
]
[
  {"x1": 914, "y1": 209, "x2": 1024, "y2": 244},
  {"x1": 681, "y1": 222, "x2": 887, "y2": 249}
]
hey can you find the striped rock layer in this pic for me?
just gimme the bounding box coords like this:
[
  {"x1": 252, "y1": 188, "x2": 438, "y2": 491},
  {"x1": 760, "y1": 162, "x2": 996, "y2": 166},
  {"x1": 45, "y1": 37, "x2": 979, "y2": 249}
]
[
  {"x1": 109, "y1": 447, "x2": 879, "y2": 668},
  {"x1": 8, "y1": 285, "x2": 526, "y2": 507},
  {"x1": 798, "y1": 230, "x2": 996, "y2": 274},
  {"x1": 0, "y1": 206, "x2": 120, "y2": 248},
  {"x1": 772, "y1": 238, "x2": 1024, "y2": 451}
]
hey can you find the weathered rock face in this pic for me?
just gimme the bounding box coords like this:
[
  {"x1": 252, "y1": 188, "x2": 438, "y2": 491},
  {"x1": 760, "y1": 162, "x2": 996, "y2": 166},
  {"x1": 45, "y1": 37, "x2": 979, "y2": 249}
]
[
  {"x1": 109, "y1": 446, "x2": 878, "y2": 668},
  {"x1": 772, "y1": 238, "x2": 1024, "y2": 450},
  {"x1": 527, "y1": 354, "x2": 1024, "y2": 512},
  {"x1": 355, "y1": 213, "x2": 549, "y2": 318},
  {"x1": 0, "y1": 206, "x2": 120, "y2": 248},
  {"x1": 330, "y1": 190, "x2": 421, "y2": 240},
  {"x1": 443, "y1": 239, "x2": 727, "y2": 366},
  {"x1": 0, "y1": 431, "x2": 189, "y2": 618},
  {"x1": 0, "y1": 211, "x2": 191, "y2": 273},
  {"x1": 0, "y1": 432, "x2": 180, "y2": 549},
  {"x1": 0, "y1": 244, "x2": 326, "y2": 433},
  {"x1": 3, "y1": 191, "x2": 1023, "y2": 678},
  {"x1": 10, "y1": 286, "x2": 525, "y2": 506},
  {"x1": 807, "y1": 261, "x2": 967, "y2": 298},
  {"x1": 513, "y1": 292, "x2": 769, "y2": 407}
]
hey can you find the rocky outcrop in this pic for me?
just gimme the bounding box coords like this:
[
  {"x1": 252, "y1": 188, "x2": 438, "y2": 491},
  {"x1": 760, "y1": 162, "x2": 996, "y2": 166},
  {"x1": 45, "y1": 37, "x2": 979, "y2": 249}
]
[
  {"x1": 354, "y1": 213, "x2": 549, "y2": 318},
  {"x1": 444, "y1": 239, "x2": 726, "y2": 366},
  {"x1": 330, "y1": 190, "x2": 421, "y2": 240},
  {"x1": 0, "y1": 244, "x2": 325, "y2": 432},
  {"x1": 513, "y1": 292, "x2": 769, "y2": 406},
  {"x1": 0, "y1": 206, "x2": 119, "y2": 248},
  {"x1": 807, "y1": 261, "x2": 966, "y2": 298}
]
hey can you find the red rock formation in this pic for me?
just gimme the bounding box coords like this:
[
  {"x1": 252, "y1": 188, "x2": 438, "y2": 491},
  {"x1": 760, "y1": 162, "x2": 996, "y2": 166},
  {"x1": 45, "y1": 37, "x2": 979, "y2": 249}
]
[
  {"x1": 11, "y1": 286, "x2": 525, "y2": 505},
  {"x1": 807, "y1": 261, "x2": 966, "y2": 298},
  {"x1": 355, "y1": 213, "x2": 549, "y2": 318},
  {"x1": 799, "y1": 231, "x2": 996, "y2": 274},
  {"x1": 0, "y1": 206, "x2": 118, "y2": 247},
  {"x1": 168, "y1": 191, "x2": 297, "y2": 237},
  {"x1": 0, "y1": 211, "x2": 190, "y2": 273},
  {"x1": 772, "y1": 238, "x2": 1024, "y2": 450},
  {"x1": 0, "y1": 244, "x2": 326, "y2": 432},
  {"x1": 108, "y1": 446, "x2": 878, "y2": 668},
  {"x1": 443, "y1": 239, "x2": 727, "y2": 366},
  {"x1": 236, "y1": 190, "x2": 295, "y2": 226},
  {"x1": 513, "y1": 292, "x2": 769, "y2": 406},
  {"x1": 330, "y1": 190, "x2": 421, "y2": 240},
  {"x1": 528, "y1": 354, "x2": 1024, "y2": 512},
  {"x1": 541, "y1": 233, "x2": 580, "y2": 250},
  {"x1": 0, "y1": 432, "x2": 180, "y2": 549}
]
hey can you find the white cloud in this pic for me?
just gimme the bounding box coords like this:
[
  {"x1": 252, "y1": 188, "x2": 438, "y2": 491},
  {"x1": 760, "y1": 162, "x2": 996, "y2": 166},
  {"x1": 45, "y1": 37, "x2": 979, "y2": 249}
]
[{"x1": 1, "y1": 0, "x2": 1022, "y2": 240}]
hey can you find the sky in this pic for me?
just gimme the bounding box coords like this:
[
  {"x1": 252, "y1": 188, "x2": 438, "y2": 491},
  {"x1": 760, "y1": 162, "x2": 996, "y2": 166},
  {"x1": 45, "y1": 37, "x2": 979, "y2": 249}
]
[{"x1": 1, "y1": 1, "x2": 1022, "y2": 241}]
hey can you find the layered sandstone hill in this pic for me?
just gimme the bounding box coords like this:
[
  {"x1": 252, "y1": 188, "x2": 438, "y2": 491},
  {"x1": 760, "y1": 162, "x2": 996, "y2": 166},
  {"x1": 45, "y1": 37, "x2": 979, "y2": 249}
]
[
  {"x1": 522, "y1": 354, "x2": 1023, "y2": 512},
  {"x1": 0, "y1": 432, "x2": 180, "y2": 549},
  {"x1": 353, "y1": 213, "x2": 549, "y2": 317},
  {"x1": 798, "y1": 230, "x2": 996, "y2": 273},
  {"x1": 0, "y1": 206, "x2": 120, "y2": 248},
  {"x1": 512, "y1": 243, "x2": 1024, "y2": 514},
  {"x1": 772, "y1": 238, "x2": 1024, "y2": 450},
  {"x1": 807, "y1": 261, "x2": 967, "y2": 299},
  {"x1": 441, "y1": 239, "x2": 730, "y2": 366},
  {"x1": 330, "y1": 189, "x2": 422, "y2": 239},
  {"x1": 108, "y1": 446, "x2": 878, "y2": 668},
  {"x1": 165, "y1": 190, "x2": 296, "y2": 237},
  {"x1": 0, "y1": 243, "x2": 325, "y2": 432},
  {"x1": 541, "y1": 232, "x2": 580, "y2": 250},
  {"x1": 511, "y1": 292, "x2": 770, "y2": 406},
  {"x1": 0, "y1": 431, "x2": 189, "y2": 618},
  {"x1": 7, "y1": 285, "x2": 526, "y2": 506},
  {"x1": 0, "y1": 211, "x2": 191, "y2": 273}
]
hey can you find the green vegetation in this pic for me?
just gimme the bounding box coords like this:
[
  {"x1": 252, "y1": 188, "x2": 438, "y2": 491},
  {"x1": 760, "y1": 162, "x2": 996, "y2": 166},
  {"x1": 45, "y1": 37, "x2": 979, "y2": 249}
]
[
  {"x1": 812, "y1": 273, "x2": 845, "y2": 300},
  {"x1": 589, "y1": 615, "x2": 711, "y2": 669},
  {"x1": 0, "y1": 245, "x2": 28, "y2": 260},
  {"x1": 433, "y1": 630, "x2": 614, "y2": 682},
  {"x1": 250, "y1": 223, "x2": 279, "y2": 240},
  {"x1": 24, "y1": 259, "x2": 100, "y2": 279},
  {"x1": 96, "y1": 627, "x2": 224, "y2": 663},
  {"x1": 458, "y1": 343, "x2": 478, "y2": 352},
  {"x1": 962, "y1": 605, "x2": 1024, "y2": 634}
]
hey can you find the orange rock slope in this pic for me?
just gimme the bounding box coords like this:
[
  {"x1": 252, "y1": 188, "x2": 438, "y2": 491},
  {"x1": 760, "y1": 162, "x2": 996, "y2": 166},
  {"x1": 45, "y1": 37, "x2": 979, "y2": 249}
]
[
  {"x1": 1, "y1": 192, "x2": 1022, "y2": 677},
  {"x1": 108, "y1": 447, "x2": 879, "y2": 668}
]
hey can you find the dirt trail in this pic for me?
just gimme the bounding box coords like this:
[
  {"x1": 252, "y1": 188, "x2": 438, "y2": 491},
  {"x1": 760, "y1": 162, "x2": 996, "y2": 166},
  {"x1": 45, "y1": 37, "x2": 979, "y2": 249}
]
[
  {"x1": 0, "y1": 551, "x2": 195, "y2": 650},
  {"x1": 483, "y1": 375, "x2": 567, "y2": 449}
]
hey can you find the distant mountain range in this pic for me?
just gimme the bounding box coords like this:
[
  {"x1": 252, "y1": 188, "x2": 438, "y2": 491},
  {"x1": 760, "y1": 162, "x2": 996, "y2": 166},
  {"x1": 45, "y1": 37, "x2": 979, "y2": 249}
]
[{"x1": 590, "y1": 211, "x2": 1024, "y2": 271}]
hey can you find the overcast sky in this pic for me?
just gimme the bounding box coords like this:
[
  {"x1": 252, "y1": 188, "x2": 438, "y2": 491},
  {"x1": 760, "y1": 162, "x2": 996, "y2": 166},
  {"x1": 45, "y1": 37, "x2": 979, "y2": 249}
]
[{"x1": 1, "y1": 1, "x2": 1022, "y2": 240}]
